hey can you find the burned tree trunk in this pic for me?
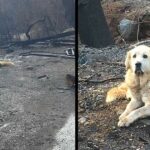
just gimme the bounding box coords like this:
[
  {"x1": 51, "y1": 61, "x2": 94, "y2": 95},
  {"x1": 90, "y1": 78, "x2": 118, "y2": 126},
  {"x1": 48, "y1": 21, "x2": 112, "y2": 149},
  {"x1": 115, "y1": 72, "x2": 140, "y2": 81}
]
[
  {"x1": 78, "y1": 0, "x2": 114, "y2": 48},
  {"x1": 62, "y1": 0, "x2": 75, "y2": 27}
]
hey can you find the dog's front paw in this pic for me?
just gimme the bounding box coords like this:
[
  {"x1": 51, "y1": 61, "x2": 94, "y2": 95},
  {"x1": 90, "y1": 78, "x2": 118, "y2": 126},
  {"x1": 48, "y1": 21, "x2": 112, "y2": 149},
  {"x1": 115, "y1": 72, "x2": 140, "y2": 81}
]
[
  {"x1": 119, "y1": 113, "x2": 127, "y2": 121},
  {"x1": 118, "y1": 117, "x2": 132, "y2": 127}
]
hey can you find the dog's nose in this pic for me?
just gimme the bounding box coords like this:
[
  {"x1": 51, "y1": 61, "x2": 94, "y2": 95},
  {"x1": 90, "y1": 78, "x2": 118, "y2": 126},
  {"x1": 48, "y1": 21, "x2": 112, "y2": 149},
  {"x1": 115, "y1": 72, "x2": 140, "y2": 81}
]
[
  {"x1": 135, "y1": 62, "x2": 141, "y2": 68},
  {"x1": 135, "y1": 62, "x2": 143, "y2": 76}
]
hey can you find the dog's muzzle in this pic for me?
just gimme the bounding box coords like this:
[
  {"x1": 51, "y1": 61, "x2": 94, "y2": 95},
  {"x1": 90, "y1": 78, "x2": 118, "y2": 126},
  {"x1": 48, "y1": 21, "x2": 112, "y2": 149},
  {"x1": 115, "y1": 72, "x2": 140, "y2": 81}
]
[{"x1": 135, "y1": 62, "x2": 143, "y2": 76}]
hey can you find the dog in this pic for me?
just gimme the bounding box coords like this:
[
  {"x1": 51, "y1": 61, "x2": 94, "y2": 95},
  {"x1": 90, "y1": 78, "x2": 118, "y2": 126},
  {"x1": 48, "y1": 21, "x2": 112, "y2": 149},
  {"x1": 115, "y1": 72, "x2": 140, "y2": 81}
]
[
  {"x1": 106, "y1": 45, "x2": 150, "y2": 127},
  {"x1": 0, "y1": 60, "x2": 14, "y2": 67}
]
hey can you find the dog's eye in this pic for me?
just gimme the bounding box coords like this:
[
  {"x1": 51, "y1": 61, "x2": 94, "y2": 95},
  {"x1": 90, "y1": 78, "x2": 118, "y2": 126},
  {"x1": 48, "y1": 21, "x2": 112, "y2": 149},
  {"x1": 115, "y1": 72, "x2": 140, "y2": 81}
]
[
  {"x1": 143, "y1": 54, "x2": 148, "y2": 58},
  {"x1": 133, "y1": 54, "x2": 136, "y2": 58}
]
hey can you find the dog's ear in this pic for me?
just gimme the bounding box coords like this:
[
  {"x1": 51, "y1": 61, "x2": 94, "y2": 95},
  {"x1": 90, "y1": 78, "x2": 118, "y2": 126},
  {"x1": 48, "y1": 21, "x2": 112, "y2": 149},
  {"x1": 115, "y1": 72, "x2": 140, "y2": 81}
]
[{"x1": 125, "y1": 51, "x2": 131, "y2": 70}]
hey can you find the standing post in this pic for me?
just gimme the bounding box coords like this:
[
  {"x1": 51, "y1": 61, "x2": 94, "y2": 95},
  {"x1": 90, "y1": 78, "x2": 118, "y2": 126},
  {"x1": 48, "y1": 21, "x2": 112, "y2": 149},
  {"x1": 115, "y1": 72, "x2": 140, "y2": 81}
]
[{"x1": 78, "y1": 0, "x2": 114, "y2": 48}]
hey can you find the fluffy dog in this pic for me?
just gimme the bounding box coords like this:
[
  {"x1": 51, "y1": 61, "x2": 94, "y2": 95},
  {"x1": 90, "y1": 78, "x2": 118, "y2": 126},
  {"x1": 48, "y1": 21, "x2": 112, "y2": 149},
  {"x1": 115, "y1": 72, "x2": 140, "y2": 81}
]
[
  {"x1": 0, "y1": 60, "x2": 14, "y2": 66},
  {"x1": 106, "y1": 45, "x2": 150, "y2": 127}
]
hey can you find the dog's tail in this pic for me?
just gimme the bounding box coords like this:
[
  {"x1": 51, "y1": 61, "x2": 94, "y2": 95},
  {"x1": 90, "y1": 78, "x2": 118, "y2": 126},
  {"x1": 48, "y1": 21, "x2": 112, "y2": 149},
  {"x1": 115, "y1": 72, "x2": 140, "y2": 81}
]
[
  {"x1": 0, "y1": 60, "x2": 14, "y2": 67},
  {"x1": 106, "y1": 82, "x2": 128, "y2": 103}
]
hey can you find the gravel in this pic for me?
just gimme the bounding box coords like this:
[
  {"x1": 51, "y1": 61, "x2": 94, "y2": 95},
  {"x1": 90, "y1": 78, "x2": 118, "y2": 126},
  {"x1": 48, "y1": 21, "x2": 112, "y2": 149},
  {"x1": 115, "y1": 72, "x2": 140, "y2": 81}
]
[{"x1": 78, "y1": 43, "x2": 150, "y2": 150}]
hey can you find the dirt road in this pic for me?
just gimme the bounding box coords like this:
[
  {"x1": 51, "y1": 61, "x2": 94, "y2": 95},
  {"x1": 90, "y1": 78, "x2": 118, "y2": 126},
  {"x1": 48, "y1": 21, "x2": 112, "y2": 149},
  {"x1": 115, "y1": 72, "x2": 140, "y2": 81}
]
[{"x1": 0, "y1": 46, "x2": 75, "y2": 150}]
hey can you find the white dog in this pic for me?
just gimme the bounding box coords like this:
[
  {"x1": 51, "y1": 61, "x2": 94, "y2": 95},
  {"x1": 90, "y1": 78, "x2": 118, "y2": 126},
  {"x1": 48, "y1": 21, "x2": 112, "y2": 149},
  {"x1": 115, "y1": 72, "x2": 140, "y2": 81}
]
[{"x1": 106, "y1": 45, "x2": 150, "y2": 127}]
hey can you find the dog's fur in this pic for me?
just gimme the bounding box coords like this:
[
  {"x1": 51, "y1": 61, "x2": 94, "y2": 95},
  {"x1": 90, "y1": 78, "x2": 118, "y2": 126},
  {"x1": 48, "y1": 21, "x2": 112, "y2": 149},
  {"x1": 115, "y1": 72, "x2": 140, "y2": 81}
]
[
  {"x1": 106, "y1": 45, "x2": 150, "y2": 127},
  {"x1": 0, "y1": 60, "x2": 14, "y2": 66}
]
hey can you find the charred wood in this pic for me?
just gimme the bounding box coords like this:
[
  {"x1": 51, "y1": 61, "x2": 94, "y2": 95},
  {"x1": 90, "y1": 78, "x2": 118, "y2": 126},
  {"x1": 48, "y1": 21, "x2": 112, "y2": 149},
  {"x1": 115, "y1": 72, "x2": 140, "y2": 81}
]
[{"x1": 10, "y1": 31, "x2": 74, "y2": 46}]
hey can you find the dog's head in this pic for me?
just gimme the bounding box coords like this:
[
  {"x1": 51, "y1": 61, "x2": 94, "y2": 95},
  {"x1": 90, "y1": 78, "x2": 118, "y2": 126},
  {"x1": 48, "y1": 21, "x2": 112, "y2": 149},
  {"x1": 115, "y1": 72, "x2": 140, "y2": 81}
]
[{"x1": 125, "y1": 45, "x2": 150, "y2": 76}]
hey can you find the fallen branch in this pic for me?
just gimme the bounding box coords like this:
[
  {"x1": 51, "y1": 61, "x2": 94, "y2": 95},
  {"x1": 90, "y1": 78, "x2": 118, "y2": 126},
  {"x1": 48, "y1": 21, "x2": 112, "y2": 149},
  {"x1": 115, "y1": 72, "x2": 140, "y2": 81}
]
[
  {"x1": 11, "y1": 30, "x2": 74, "y2": 46},
  {"x1": 82, "y1": 73, "x2": 98, "y2": 82},
  {"x1": 96, "y1": 61, "x2": 125, "y2": 67},
  {"x1": 79, "y1": 77, "x2": 124, "y2": 83},
  {"x1": 20, "y1": 52, "x2": 75, "y2": 59},
  {"x1": 52, "y1": 41, "x2": 75, "y2": 47}
]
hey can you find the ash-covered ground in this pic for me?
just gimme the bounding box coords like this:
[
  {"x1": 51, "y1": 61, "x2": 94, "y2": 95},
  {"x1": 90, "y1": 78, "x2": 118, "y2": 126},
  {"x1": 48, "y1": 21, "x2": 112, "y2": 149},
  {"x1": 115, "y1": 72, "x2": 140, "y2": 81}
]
[
  {"x1": 0, "y1": 45, "x2": 75, "y2": 150},
  {"x1": 78, "y1": 44, "x2": 150, "y2": 150}
]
